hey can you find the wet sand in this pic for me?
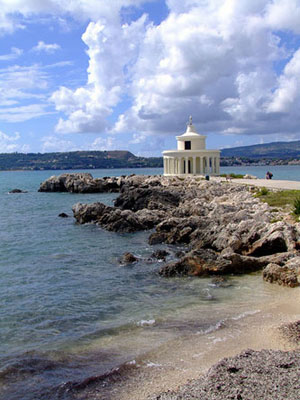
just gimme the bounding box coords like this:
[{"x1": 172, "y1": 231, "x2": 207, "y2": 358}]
[{"x1": 74, "y1": 285, "x2": 300, "y2": 400}]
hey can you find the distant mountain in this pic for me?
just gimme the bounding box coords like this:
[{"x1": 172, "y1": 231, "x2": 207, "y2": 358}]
[
  {"x1": 221, "y1": 140, "x2": 300, "y2": 159},
  {"x1": 0, "y1": 150, "x2": 163, "y2": 171}
]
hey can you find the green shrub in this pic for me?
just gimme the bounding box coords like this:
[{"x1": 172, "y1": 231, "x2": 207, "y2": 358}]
[
  {"x1": 255, "y1": 187, "x2": 269, "y2": 197},
  {"x1": 293, "y1": 197, "x2": 300, "y2": 215},
  {"x1": 220, "y1": 173, "x2": 244, "y2": 179}
]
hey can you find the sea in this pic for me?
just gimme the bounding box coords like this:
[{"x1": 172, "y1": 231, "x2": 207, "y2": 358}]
[{"x1": 1, "y1": 165, "x2": 300, "y2": 400}]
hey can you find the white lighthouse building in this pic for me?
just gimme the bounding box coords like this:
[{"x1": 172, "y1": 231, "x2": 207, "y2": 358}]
[{"x1": 163, "y1": 116, "x2": 220, "y2": 176}]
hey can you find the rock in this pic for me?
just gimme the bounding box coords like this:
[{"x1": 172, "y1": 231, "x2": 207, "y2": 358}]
[
  {"x1": 263, "y1": 257, "x2": 300, "y2": 287},
  {"x1": 114, "y1": 187, "x2": 180, "y2": 211},
  {"x1": 243, "y1": 174, "x2": 257, "y2": 179},
  {"x1": 72, "y1": 202, "x2": 147, "y2": 232},
  {"x1": 159, "y1": 249, "x2": 231, "y2": 277},
  {"x1": 159, "y1": 249, "x2": 269, "y2": 278},
  {"x1": 279, "y1": 320, "x2": 300, "y2": 345},
  {"x1": 151, "y1": 250, "x2": 169, "y2": 261},
  {"x1": 245, "y1": 230, "x2": 287, "y2": 257},
  {"x1": 62, "y1": 174, "x2": 300, "y2": 284},
  {"x1": 135, "y1": 209, "x2": 167, "y2": 229},
  {"x1": 119, "y1": 252, "x2": 138, "y2": 264},
  {"x1": 210, "y1": 276, "x2": 232, "y2": 288},
  {"x1": 39, "y1": 173, "x2": 120, "y2": 193},
  {"x1": 58, "y1": 212, "x2": 69, "y2": 218},
  {"x1": 148, "y1": 232, "x2": 169, "y2": 245},
  {"x1": 9, "y1": 188, "x2": 27, "y2": 193},
  {"x1": 150, "y1": 217, "x2": 202, "y2": 245}
]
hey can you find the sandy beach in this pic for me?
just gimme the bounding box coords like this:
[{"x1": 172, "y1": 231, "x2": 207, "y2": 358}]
[{"x1": 74, "y1": 282, "x2": 300, "y2": 400}]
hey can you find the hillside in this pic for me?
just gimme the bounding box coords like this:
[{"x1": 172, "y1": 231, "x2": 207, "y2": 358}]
[
  {"x1": 221, "y1": 140, "x2": 300, "y2": 159},
  {"x1": 0, "y1": 150, "x2": 163, "y2": 171}
]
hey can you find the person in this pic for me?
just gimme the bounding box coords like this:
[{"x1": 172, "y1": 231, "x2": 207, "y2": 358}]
[{"x1": 266, "y1": 171, "x2": 273, "y2": 179}]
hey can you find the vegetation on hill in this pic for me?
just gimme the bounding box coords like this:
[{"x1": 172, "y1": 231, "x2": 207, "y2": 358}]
[
  {"x1": 221, "y1": 140, "x2": 300, "y2": 160},
  {"x1": 0, "y1": 151, "x2": 163, "y2": 171},
  {"x1": 2, "y1": 139, "x2": 300, "y2": 170}
]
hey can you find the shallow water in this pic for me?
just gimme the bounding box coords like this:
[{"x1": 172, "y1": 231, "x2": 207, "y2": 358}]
[{"x1": 0, "y1": 166, "x2": 299, "y2": 400}]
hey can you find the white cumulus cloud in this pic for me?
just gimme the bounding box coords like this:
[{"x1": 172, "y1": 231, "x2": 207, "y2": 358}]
[
  {"x1": 0, "y1": 130, "x2": 29, "y2": 152},
  {"x1": 51, "y1": 14, "x2": 147, "y2": 133},
  {"x1": 32, "y1": 41, "x2": 61, "y2": 53}
]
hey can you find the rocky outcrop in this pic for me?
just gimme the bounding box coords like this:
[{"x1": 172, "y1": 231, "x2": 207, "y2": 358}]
[
  {"x1": 39, "y1": 173, "x2": 120, "y2": 193},
  {"x1": 159, "y1": 248, "x2": 269, "y2": 277},
  {"x1": 60, "y1": 173, "x2": 300, "y2": 285},
  {"x1": 72, "y1": 202, "x2": 150, "y2": 232},
  {"x1": 39, "y1": 173, "x2": 169, "y2": 193},
  {"x1": 263, "y1": 257, "x2": 300, "y2": 287}
]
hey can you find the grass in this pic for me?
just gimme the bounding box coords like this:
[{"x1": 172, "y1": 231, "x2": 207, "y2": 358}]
[
  {"x1": 220, "y1": 173, "x2": 244, "y2": 179},
  {"x1": 293, "y1": 197, "x2": 300, "y2": 215},
  {"x1": 255, "y1": 187, "x2": 269, "y2": 196},
  {"x1": 255, "y1": 189, "x2": 300, "y2": 210}
]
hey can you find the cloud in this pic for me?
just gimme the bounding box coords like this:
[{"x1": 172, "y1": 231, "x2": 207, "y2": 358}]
[
  {"x1": 0, "y1": 0, "x2": 152, "y2": 35},
  {"x1": 0, "y1": 47, "x2": 23, "y2": 61},
  {"x1": 265, "y1": 0, "x2": 300, "y2": 34},
  {"x1": 0, "y1": 130, "x2": 29, "y2": 152},
  {"x1": 91, "y1": 136, "x2": 117, "y2": 150},
  {"x1": 0, "y1": 104, "x2": 52, "y2": 123},
  {"x1": 112, "y1": 0, "x2": 300, "y2": 138},
  {"x1": 51, "y1": 14, "x2": 147, "y2": 133},
  {"x1": 267, "y1": 48, "x2": 300, "y2": 113},
  {"x1": 0, "y1": 64, "x2": 51, "y2": 120},
  {"x1": 1, "y1": 0, "x2": 300, "y2": 145},
  {"x1": 41, "y1": 135, "x2": 78, "y2": 152},
  {"x1": 32, "y1": 41, "x2": 61, "y2": 53}
]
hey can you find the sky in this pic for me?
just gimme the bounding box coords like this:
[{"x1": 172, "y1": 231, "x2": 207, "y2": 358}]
[{"x1": 0, "y1": 0, "x2": 300, "y2": 156}]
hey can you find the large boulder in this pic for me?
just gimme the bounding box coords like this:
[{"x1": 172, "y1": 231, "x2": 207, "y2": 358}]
[
  {"x1": 263, "y1": 257, "x2": 300, "y2": 287},
  {"x1": 245, "y1": 231, "x2": 287, "y2": 257}
]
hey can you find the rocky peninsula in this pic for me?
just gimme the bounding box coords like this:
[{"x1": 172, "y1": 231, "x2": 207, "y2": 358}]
[{"x1": 40, "y1": 172, "x2": 300, "y2": 288}]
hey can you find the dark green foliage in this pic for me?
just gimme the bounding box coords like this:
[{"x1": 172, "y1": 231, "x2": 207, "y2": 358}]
[
  {"x1": 221, "y1": 140, "x2": 300, "y2": 159},
  {"x1": 0, "y1": 151, "x2": 163, "y2": 171},
  {"x1": 259, "y1": 187, "x2": 269, "y2": 196},
  {"x1": 293, "y1": 197, "x2": 300, "y2": 215},
  {"x1": 220, "y1": 173, "x2": 244, "y2": 179}
]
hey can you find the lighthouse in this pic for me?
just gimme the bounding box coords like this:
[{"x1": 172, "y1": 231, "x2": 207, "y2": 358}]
[{"x1": 163, "y1": 116, "x2": 220, "y2": 176}]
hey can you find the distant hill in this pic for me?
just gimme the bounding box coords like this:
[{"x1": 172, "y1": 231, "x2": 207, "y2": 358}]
[
  {"x1": 221, "y1": 140, "x2": 300, "y2": 159},
  {"x1": 0, "y1": 150, "x2": 163, "y2": 171}
]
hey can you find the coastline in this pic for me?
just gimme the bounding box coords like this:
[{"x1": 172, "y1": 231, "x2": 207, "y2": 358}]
[
  {"x1": 39, "y1": 173, "x2": 299, "y2": 400},
  {"x1": 2, "y1": 171, "x2": 300, "y2": 400}
]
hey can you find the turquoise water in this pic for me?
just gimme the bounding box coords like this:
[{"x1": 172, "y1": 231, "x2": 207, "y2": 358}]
[
  {"x1": 0, "y1": 166, "x2": 298, "y2": 399},
  {"x1": 220, "y1": 164, "x2": 300, "y2": 180}
]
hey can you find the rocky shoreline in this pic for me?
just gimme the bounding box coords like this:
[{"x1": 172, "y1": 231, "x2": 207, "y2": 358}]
[
  {"x1": 38, "y1": 172, "x2": 300, "y2": 399},
  {"x1": 40, "y1": 173, "x2": 300, "y2": 288}
]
